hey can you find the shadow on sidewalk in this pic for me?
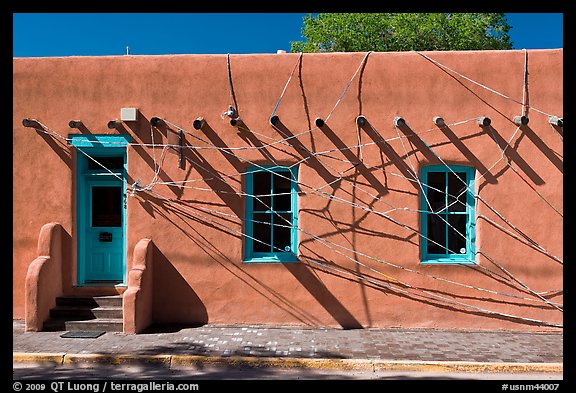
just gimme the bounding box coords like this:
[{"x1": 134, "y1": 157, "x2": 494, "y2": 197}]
[{"x1": 135, "y1": 341, "x2": 347, "y2": 359}]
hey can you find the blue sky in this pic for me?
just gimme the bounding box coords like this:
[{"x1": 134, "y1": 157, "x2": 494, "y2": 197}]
[{"x1": 13, "y1": 13, "x2": 563, "y2": 57}]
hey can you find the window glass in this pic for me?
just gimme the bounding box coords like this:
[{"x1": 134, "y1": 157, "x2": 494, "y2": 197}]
[
  {"x1": 273, "y1": 212, "x2": 293, "y2": 251},
  {"x1": 447, "y1": 172, "x2": 467, "y2": 212},
  {"x1": 252, "y1": 213, "x2": 272, "y2": 252},
  {"x1": 427, "y1": 214, "x2": 447, "y2": 254},
  {"x1": 427, "y1": 171, "x2": 446, "y2": 213},
  {"x1": 92, "y1": 186, "x2": 121, "y2": 227},
  {"x1": 447, "y1": 214, "x2": 467, "y2": 254},
  {"x1": 88, "y1": 156, "x2": 124, "y2": 171},
  {"x1": 273, "y1": 172, "x2": 292, "y2": 212},
  {"x1": 252, "y1": 171, "x2": 271, "y2": 211}
]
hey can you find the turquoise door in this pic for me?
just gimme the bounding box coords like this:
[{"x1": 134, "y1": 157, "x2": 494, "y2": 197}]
[
  {"x1": 83, "y1": 178, "x2": 125, "y2": 282},
  {"x1": 71, "y1": 135, "x2": 130, "y2": 286}
]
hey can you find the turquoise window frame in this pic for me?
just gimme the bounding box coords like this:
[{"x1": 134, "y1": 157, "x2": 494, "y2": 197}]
[
  {"x1": 244, "y1": 165, "x2": 298, "y2": 263},
  {"x1": 420, "y1": 164, "x2": 476, "y2": 265},
  {"x1": 70, "y1": 134, "x2": 130, "y2": 285}
]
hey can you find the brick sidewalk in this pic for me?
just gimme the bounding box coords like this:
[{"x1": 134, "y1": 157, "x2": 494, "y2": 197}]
[{"x1": 12, "y1": 320, "x2": 562, "y2": 365}]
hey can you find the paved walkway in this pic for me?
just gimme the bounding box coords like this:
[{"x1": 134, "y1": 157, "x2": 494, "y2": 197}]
[{"x1": 13, "y1": 321, "x2": 562, "y2": 372}]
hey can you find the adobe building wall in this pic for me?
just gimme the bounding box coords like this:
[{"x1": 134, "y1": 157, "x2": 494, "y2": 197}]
[{"x1": 13, "y1": 49, "x2": 562, "y2": 330}]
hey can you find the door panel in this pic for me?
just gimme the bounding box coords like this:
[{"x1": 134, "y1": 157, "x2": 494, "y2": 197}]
[{"x1": 83, "y1": 180, "x2": 125, "y2": 283}]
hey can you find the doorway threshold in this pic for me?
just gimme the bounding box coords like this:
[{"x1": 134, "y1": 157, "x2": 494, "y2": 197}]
[{"x1": 77, "y1": 281, "x2": 126, "y2": 288}]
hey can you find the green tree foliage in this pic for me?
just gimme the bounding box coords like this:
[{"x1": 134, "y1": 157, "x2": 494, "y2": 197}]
[{"x1": 290, "y1": 13, "x2": 513, "y2": 52}]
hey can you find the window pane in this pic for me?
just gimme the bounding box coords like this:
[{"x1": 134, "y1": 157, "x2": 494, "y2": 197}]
[
  {"x1": 92, "y1": 186, "x2": 122, "y2": 227},
  {"x1": 252, "y1": 213, "x2": 272, "y2": 252},
  {"x1": 273, "y1": 171, "x2": 292, "y2": 212},
  {"x1": 88, "y1": 156, "x2": 124, "y2": 170},
  {"x1": 427, "y1": 213, "x2": 447, "y2": 254},
  {"x1": 426, "y1": 172, "x2": 446, "y2": 213},
  {"x1": 273, "y1": 213, "x2": 293, "y2": 252},
  {"x1": 448, "y1": 214, "x2": 467, "y2": 254},
  {"x1": 252, "y1": 171, "x2": 271, "y2": 211},
  {"x1": 448, "y1": 172, "x2": 467, "y2": 212}
]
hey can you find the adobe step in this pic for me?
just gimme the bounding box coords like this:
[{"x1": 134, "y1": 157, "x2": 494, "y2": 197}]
[
  {"x1": 50, "y1": 305, "x2": 123, "y2": 320},
  {"x1": 65, "y1": 318, "x2": 123, "y2": 333},
  {"x1": 56, "y1": 295, "x2": 123, "y2": 308},
  {"x1": 44, "y1": 318, "x2": 123, "y2": 333},
  {"x1": 43, "y1": 295, "x2": 123, "y2": 332}
]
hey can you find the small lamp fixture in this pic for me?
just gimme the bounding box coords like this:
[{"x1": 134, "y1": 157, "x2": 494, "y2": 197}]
[
  {"x1": 433, "y1": 116, "x2": 445, "y2": 127},
  {"x1": 477, "y1": 116, "x2": 492, "y2": 127},
  {"x1": 69, "y1": 120, "x2": 82, "y2": 129},
  {"x1": 513, "y1": 115, "x2": 529, "y2": 126},
  {"x1": 548, "y1": 116, "x2": 563, "y2": 127},
  {"x1": 221, "y1": 105, "x2": 237, "y2": 119},
  {"x1": 107, "y1": 120, "x2": 122, "y2": 129},
  {"x1": 356, "y1": 115, "x2": 367, "y2": 127},
  {"x1": 150, "y1": 117, "x2": 163, "y2": 127},
  {"x1": 393, "y1": 116, "x2": 406, "y2": 127},
  {"x1": 315, "y1": 117, "x2": 325, "y2": 128},
  {"x1": 193, "y1": 117, "x2": 205, "y2": 130}
]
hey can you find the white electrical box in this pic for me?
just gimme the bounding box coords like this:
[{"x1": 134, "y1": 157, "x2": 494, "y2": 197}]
[{"x1": 120, "y1": 108, "x2": 138, "y2": 122}]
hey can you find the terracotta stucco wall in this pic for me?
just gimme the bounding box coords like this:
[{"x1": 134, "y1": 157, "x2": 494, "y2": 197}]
[{"x1": 13, "y1": 49, "x2": 562, "y2": 330}]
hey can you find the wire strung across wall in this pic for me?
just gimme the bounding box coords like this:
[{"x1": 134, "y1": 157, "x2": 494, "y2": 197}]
[
  {"x1": 23, "y1": 50, "x2": 563, "y2": 328},
  {"x1": 27, "y1": 123, "x2": 563, "y2": 326}
]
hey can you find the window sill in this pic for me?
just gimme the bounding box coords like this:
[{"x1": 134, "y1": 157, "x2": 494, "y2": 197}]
[
  {"x1": 243, "y1": 254, "x2": 299, "y2": 263},
  {"x1": 420, "y1": 258, "x2": 476, "y2": 265}
]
